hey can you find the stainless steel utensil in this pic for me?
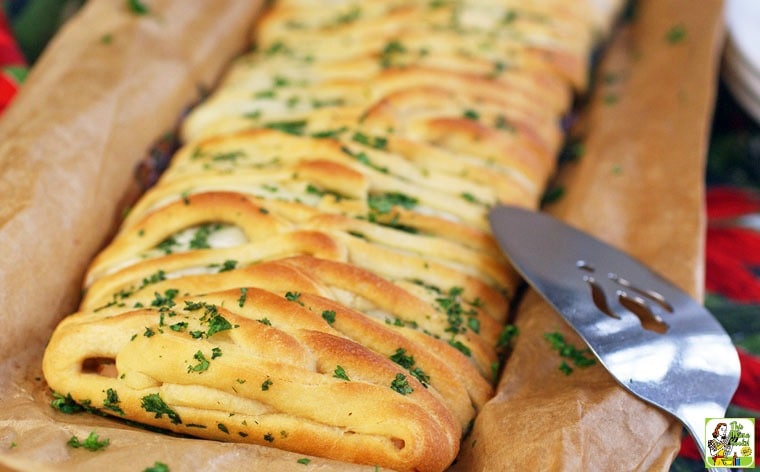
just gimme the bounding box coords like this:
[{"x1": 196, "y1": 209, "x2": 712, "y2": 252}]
[{"x1": 488, "y1": 204, "x2": 741, "y2": 460}]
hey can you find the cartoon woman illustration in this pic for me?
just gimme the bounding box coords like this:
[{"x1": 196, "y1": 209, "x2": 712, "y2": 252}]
[{"x1": 707, "y1": 422, "x2": 733, "y2": 465}]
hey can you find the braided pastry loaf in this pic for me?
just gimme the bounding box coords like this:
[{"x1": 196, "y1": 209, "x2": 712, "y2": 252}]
[{"x1": 42, "y1": 0, "x2": 623, "y2": 470}]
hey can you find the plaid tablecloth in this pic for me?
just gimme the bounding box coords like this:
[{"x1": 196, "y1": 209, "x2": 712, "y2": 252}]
[{"x1": 1, "y1": 4, "x2": 757, "y2": 470}]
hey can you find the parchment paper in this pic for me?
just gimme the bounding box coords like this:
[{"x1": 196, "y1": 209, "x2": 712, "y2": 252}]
[{"x1": 0, "y1": 0, "x2": 725, "y2": 470}]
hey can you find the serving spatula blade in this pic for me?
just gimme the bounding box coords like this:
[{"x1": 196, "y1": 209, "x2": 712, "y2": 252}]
[{"x1": 489, "y1": 205, "x2": 741, "y2": 459}]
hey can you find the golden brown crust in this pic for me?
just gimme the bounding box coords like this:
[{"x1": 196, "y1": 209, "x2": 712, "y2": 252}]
[{"x1": 42, "y1": 0, "x2": 621, "y2": 470}]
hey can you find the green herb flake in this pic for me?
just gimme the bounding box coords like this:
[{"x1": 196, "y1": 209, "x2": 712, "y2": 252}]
[
  {"x1": 333, "y1": 365, "x2": 350, "y2": 381},
  {"x1": 297, "y1": 458, "x2": 311, "y2": 465},
  {"x1": 352, "y1": 131, "x2": 388, "y2": 150},
  {"x1": 264, "y1": 120, "x2": 307, "y2": 135},
  {"x1": 321, "y1": 310, "x2": 336, "y2": 325},
  {"x1": 211, "y1": 347, "x2": 223, "y2": 359},
  {"x1": 126, "y1": 0, "x2": 149, "y2": 15},
  {"x1": 264, "y1": 433, "x2": 275, "y2": 443},
  {"x1": 368, "y1": 192, "x2": 418, "y2": 214},
  {"x1": 218, "y1": 423, "x2": 229, "y2": 434},
  {"x1": 262, "y1": 378, "x2": 273, "y2": 391},
  {"x1": 390, "y1": 373, "x2": 413, "y2": 395},
  {"x1": 143, "y1": 462, "x2": 170, "y2": 472},
  {"x1": 67, "y1": 431, "x2": 109, "y2": 451},
  {"x1": 543, "y1": 331, "x2": 596, "y2": 375},
  {"x1": 188, "y1": 350, "x2": 211, "y2": 373},
  {"x1": 449, "y1": 339, "x2": 472, "y2": 356},
  {"x1": 169, "y1": 321, "x2": 188, "y2": 332},
  {"x1": 666, "y1": 24, "x2": 687, "y2": 44},
  {"x1": 206, "y1": 311, "x2": 233, "y2": 337},
  {"x1": 603, "y1": 93, "x2": 619, "y2": 105},
  {"x1": 217, "y1": 259, "x2": 237, "y2": 272},
  {"x1": 238, "y1": 287, "x2": 248, "y2": 307},
  {"x1": 103, "y1": 388, "x2": 125, "y2": 415},
  {"x1": 496, "y1": 324, "x2": 518, "y2": 349},
  {"x1": 141, "y1": 393, "x2": 181, "y2": 424},
  {"x1": 285, "y1": 291, "x2": 303, "y2": 305},
  {"x1": 51, "y1": 392, "x2": 86, "y2": 414},
  {"x1": 380, "y1": 39, "x2": 407, "y2": 68},
  {"x1": 389, "y1": 348, "x2": 414, "y2": 369},
  {"x1": 189, "y1": 223, "x2": 221, "y2": 250},
  {"x1": 540, "y1": 186, "x2": 565, "y2": 205},
  {"x1": 463, "y1": 109, "x2": 480, "y2": 121}
]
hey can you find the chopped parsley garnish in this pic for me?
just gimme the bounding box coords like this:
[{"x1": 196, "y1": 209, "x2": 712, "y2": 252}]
[
  {"x1": 264, "y1": 433, "x2": 275, "y2": 443},
  {"x1": 169, "y1": 322, "x2": 188, "y2": 332},
  {"x1": 141, "y1": 393, "x2": 181, "y2": 424},
  {"x1": 333, "y1": 365, "x2": 350, "y2": 381},
  {"x1": 141, "y1": 270, "x2": 167, "y2": 288},
  {"x1": 334, "y1": 6, "x2": 361, "y2": 24},
  {"x1": 211, "y1": 151, "x2": 245, "y2": 162},
  {"x1": 238, "y1": 287, "x2": 248, "y2": 307},
  {"x1": 390, "y1": 373, "x2": 413, "y2": 395},
  {"x1": 257, "y1": 318, "x2": 272, "y2": 326},
  {"x1": 143, "y1": 462, "x2": 170, "y2": 472},
  {"x1": 389, "y1": 348, "x2": 414, "y2": 369},
  {"x1": 297, "y1": 458, "x2": 311, "y2": 465},
  {"x1": 368, "y1": 192, "x2": 417, "y2": 214},
  {"x1": 285, "y1": 291, "x2": 303, "y2": 305},
  {"x1": 389, "y1": 348, "x2": 430, "y2": 387},
  {"x1": 352, "y1": 131, "x2": 388, "y2": 150},
  {"x1": 126, "y1": 0, "x2": 149, "y2": 15},
  {"x1": 143, "y1": 327, "x2": 156, "y2": 338},
  {"x1": 264, "y1": 40, "x2": 290, "y2": 56},
  {"x1": 254, "y1": 89, "x2": 276, "y2": 99},
  {"x1": 436, "y1": 287, "x2": 478, "y2": 339},
  {"x1": 495, "y1": 115, "x2": 515, "y2": 131},
  {"x1": 151, "y1": 289, "x2": 178, "y2": 309},
  {"x1": 410, "y1": 367, "x2": 430, "y2": 387},
  {"x1": 449, "y1": 339, "x2": 472, "y2": 356},
  {"x1": 262, "y1": 378, "x2": 273, "y2": 391},
  {"x1": 211, "y1": 347, "x2": 222, "y2": 359},
  {"x1": 380, "y1": 39, "x2": 407, "y2": 68},
  {"x1": 311, "y1": 127, "x2": 347, "y2": 139},
  {"x1": 460, "y1": 192, "x2": 480, "y2": 204},
  {"x1": 543, "y1": 331, "x2": 596, "y2": 375},
  {"x1": 264, "y1": 119, "x2": 307, "y2": 135},
  {"x1": 496, "y1": 324, "x2": 518, "y2": 349},
  {"x1": 189, "y1": 223, "x2": 222, "y2": 250},
  {"x1": 51, "y1": 392, "x2": 86, "y2": 414},
  {"x1": 67, "y1": 431, "x2": 109, "y2": 451},
  {"x1": 218, "y1": 423, "x2": 229, "y2": 434},
  {"x1": 103, "y1": 388, "x2": 125, "y2": 416},
  {"x1": 156, "y1": 236, "x2": 179, "y2": 254},
  {"x1": 188, "y1": 350, "x2": 210, "y2": 373},
  {"x1": 541, "y1": 186, "x2": 565, "y2": 205},
  {"x1": 666, "y1": 24, "x2": 687, "y2": 44},
  {"x1": 341, "y1": 146, "x2": 389, "y2": 173},
  {"x1": 215, "y1": 259, "x2": 238, "y2": 272},
  {"x1": 463, "y1": 109, "x2": 480, "y2": 121},
  {"x1": 321, "y1": 310, "x2": 336, "y2": 324}
]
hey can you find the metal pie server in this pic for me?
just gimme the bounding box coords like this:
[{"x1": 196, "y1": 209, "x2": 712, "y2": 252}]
[{"x1": 488, "y1": 205, "x2": 741, "y2": 460}]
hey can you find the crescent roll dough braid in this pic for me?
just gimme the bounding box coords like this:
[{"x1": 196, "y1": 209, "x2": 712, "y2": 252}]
[{"x1": 43, "y1": 0, "x2": 625, "y2": 470}]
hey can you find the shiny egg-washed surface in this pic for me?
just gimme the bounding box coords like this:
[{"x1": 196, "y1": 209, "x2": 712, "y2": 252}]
[{"x1": 42, "y1": 1, "x2": 625, "y2": 470}]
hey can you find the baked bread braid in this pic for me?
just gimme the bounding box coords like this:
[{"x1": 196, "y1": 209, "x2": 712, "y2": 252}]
[{"x1": 42, "y1": 0, "x2": 625, "y2": 470}]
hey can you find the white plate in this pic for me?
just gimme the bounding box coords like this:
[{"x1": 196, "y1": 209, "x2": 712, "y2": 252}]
[{"x1": 724, "y1": 0, "x2": 760, "y2": 124}]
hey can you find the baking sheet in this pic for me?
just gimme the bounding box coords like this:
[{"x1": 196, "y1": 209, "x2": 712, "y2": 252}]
[{"x1": 0, "y1": 0, "x2": 725, "y2": 470}]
